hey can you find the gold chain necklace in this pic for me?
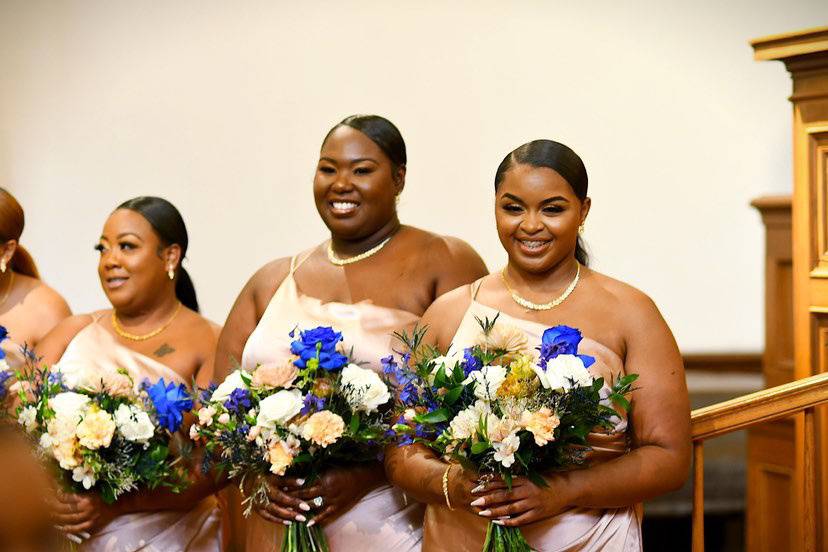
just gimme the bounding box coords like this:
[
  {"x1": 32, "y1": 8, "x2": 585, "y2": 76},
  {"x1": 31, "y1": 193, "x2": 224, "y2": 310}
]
[
  {"x1": 327, "y1": 235, "x2": 394, "y2": 266},
  {"x1": 111, "y1": 301, "x2": 182, "y2": 341},
  {"x1": 0, "y1": 272, "x2": 14, "y2": 307},
  {"x1": 500, "y1": 264, "x2": 580, "y2": 311}
]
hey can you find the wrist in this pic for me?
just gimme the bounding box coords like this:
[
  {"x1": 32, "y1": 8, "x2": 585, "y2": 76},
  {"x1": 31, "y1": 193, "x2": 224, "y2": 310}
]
[{"x1": 549, "y1": 471, "x2": 581, "y2": 507}]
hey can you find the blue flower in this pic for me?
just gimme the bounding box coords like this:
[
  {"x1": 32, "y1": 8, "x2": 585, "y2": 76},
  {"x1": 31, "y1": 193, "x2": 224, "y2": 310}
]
[
  {"x1": 290, "y1": 326, "x2": 348, "y2": 371},
  {"x1": 146, "y1": 379, "x2": 194, "y2": 432},
  {"x1": 462, "y1": 348, "x2": 482, "y2": 377},
  {"x1": 0, "y1": 325, "x2": 8, "y2": 343},
  {"x1": 224, "y1": 388, "x2": 251, "y2": 415},
  {"x1": 301, "y1": 393, "x2": 327, "y2": 415},
  {"x1": 0, "y1": 370, "x2": 11, "y2": 398},
  {"x1": 536, "y1": 325, "x2": 595, "y2": 369}
]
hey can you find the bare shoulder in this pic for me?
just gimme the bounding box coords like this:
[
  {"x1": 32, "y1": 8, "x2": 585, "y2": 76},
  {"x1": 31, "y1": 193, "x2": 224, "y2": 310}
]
[
  {"x1": 19, "y1": 276, "x2": 72, "y2": 319},
  {"x1": 420, "y1": 283, "x2": 474, "y2": 349},
  {"x1": 403, "y1": 226, "x2": 488, "y2": 294},
  {"x1": 405, "y1": 227, "x2": 484, "y2": 264},
  {"x1": 35, "y1": 312, "x2": 97, "y2": 361},
  {"x1": 180, "y1": 308, "x2": 220, "y2": 342},
  {"x1": 245, "y1": 256, "x2": 293, "y2": 308},
  {"x1": 584, "y1": 269, "x2": 664, "y2": 327}
]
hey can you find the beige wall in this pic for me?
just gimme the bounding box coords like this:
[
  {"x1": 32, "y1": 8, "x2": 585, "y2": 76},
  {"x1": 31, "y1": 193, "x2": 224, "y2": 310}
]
[{"x1": 1, "y1": 1, "x2": 825, "y2": 352}]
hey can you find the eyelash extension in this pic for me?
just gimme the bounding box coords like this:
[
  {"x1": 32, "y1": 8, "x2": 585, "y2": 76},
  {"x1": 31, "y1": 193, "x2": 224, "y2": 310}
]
[{"x1": 93, "y1": 243, "x2": 105, "y2": 252}]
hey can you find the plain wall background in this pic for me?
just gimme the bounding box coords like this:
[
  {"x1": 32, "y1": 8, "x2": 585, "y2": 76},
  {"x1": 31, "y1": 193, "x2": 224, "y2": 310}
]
[{"x1": 1, "y1": 1, "x2": 826, "y2": 352}]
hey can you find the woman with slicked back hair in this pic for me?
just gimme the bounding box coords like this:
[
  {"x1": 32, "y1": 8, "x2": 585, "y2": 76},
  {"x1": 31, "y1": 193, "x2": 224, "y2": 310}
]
[
  {"x1": 214, "y1": 114, "x2": 488, "y2": 550},
  {"x1": 0, "y1": 187, "x2": 70, "y2": 371},
  {"x1": 386, "y1": 140, "x2": 690, "y2": 551},
  {"x1": 36, "y1": 196, "x2": 222, "y2": 551}
]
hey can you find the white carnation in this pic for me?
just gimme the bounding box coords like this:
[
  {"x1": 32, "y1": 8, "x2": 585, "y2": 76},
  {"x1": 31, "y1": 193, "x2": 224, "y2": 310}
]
[
  {"x1": 463, "y1": 365, "x2": 508, "y2": 400},
  {"x1": 340, "y1": 364, "x2": 390, "y2": 413},
  {"x1": 49, "y1": 392, "x2": 91, "y2": 422},
  {"x1": 256, "y1": 389, "x2": 304, "y2": 429},
  {"x1": 113, "y1": 404, "x2": 155, "y2": 444},
  {"x1": 211, "y1": 370, "x2": 247, "y2": 402},
  {"x1": 449, "y1": 400, "x2": 492, "y2": 440},
  {"x1": 534, "y1": 355, "x2": 593, "y2": 390}
]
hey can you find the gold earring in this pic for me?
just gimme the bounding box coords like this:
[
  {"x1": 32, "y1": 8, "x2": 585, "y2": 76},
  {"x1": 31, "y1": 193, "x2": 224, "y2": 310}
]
[
  {"x1": 395, "y1": 194, "x2": 401, "y2": 206},
  {"x1": 168, "y1": 268, "x2": 175, "y2": 280},
  {"x1": 0, "y1": 260, "x2": 5, "y2": 273},
  {"x1": 578, "y1": 224, "x2": 585, "y2": 235}
]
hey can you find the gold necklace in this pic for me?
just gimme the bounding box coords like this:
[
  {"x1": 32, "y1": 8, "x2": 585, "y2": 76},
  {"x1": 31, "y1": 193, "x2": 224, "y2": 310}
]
[
  {"x1": 500, "y1": 264, "x2": 580, "y2": 311},
  {"x1": 112, "y1": 301, "x2": 182, "y2": 341},
  {"x1": 0, "y1": 272, "x2": 14, "y2": 307},
  {"x1": 327, "y1": 235, "x2": 394, "y2": 266}
]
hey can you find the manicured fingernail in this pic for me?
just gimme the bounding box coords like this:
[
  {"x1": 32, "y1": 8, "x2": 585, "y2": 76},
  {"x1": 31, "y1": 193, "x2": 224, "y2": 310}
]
[
  {"x1": 471, "y1": 485, "x2": 485, "y2": 494},
  {"x1": 79, "y1": 531, "x2": 91, "y2": 539},
  {"x1": 66, "y1": 534, "x2": 83, "y2": 544},
  {"x1": 470, "y1": 498, "x2": 485, "y2": 507},
  {"x1": 492, "y1": 519, "x2": 505, "y2": 525},
  {"x1": 283, "y1": 520, "x2": 291, "y2": 526},
  {"x1": 478, "y1": 509, "x2": 492, "y2": 517},
  {"x1": 299, "y1": 502, "x2": 310, "y2": 511},
  {"x1": 295, "y1": 514, "x2": 307, "y2": 522},
  {"x1": 497, "y1": 516, "x2": 510, "y2": 520},
  {"x1": 308, "y1": 520, "x2": 316, "y2": 527},
  {"x1": 296, "y1": 478, "x2": 305, "y2": 486}
]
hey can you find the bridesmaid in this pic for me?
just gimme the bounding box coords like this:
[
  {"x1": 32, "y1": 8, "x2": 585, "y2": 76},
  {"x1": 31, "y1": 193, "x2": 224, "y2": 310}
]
[
  {"x1": 385, "y1": 140, "x2": 691, "y2": 551},
  {"x1": 37, "y1": 196, "x2": 222, "y2": 551},
  {"x1": 0, "y1": 187, "x2": 71, "y2": 368},
  {"x1": 214, "y1": 114, "x2": 488, "y2": 551}
]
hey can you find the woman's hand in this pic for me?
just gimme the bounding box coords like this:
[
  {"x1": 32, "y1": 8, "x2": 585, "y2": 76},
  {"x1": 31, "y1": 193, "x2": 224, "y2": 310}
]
[
  {"x1": 51, "y1": 490, "x2": 118, "y2": 536},
  {"x1": 291, "y1": 465, "x2": 381, "y2": 526},
  {"x1": 446, "y1": 464, "x2": 483, "y2": 515},
  {"x1": 255, "y1": 476, "x2": 312, "y2": 526},
  {"x1": 469, "y1": 474, "x2": 572, "y2": 527}
]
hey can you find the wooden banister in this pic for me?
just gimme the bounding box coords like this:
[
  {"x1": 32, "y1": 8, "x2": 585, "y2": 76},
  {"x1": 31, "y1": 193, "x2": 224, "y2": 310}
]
[{"x1": 689, "y1": 372, "x2": 828, "y2": 552}]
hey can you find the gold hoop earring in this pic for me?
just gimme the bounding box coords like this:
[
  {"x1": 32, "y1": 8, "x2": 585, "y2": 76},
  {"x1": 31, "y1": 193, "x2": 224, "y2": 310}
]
[
  {"x1": 168, "y1": 268, "x2": 175, "y2": 280},
  {"x1": 578, "y1": 224, "x2": 585, "y2": 235}
]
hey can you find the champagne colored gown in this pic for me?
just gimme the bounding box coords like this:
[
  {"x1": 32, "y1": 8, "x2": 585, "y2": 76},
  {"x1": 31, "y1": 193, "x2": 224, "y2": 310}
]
[
  {"x1": 54, "y1": 316, "x2": 222, "y2": 552},
  {"x1": 241, "y1": 253, "x2": 424, "y2": 551},
  {"x1": 423, "y1": 282, "x2": 643, "y2": 552}
]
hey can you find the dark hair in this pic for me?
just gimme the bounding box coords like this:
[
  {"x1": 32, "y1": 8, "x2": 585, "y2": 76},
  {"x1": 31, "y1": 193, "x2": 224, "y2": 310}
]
[
  {"x1": 494, "y1": 139, "x2": 590, "y2": 266},
  {"x1": 116, "y1": 196, "x2": 199, "y2": 312},
  {"x1": 324, "y1": 115, "x2": 407, "y2": 173},
  {"x1": 0, "y1": 188, "x2": 40, "y2": 278}
]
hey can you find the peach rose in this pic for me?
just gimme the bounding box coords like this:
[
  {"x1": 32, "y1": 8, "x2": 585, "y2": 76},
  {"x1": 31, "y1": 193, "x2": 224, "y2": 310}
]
[
  {"x1": 520, "y1": 407, "x2": 560, "y2": 446},
  {"x1": 301, "y1": 411, "x2": 345, "y2": 448},
  {"x1": 252, "y1": 361, "x2": 298, "y2": 390}
]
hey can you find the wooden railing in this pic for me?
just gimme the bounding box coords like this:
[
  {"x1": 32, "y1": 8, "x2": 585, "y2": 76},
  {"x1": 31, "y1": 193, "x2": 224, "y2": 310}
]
[{"x1": 690, "y1": 371, "x2": 828, "y2": 552}]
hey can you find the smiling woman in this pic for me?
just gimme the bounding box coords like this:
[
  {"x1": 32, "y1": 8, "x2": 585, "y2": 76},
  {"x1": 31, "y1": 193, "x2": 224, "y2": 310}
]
[
  {"x1": 35, "y1": 196, "x2": 222, "y2": 551},
  {"x1": 213, "y1": 114, "x2": 488, "y2": 551},
  {"x1": 384, "y1": 139, "x2": 691, "y2": 552}
]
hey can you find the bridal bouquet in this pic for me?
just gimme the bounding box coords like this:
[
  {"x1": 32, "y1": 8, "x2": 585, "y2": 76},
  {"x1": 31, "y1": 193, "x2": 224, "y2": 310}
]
[
  {"x1": 387, "y1": 316, "x2": 637, "y2": 552},
  {"x1": 0, "y1": 326, "x2": 12, "y2": 403},
  {"x1": 13, "y1": 359, "x2": 193, "y2": 503},
  {"x1": 192, "y1": 326, "x2": 393, "y2": 552}
]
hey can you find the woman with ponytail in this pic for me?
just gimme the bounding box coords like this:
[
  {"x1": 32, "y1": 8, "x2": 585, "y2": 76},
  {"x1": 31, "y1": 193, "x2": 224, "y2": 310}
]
[
  {"x1": 0, "y1": 187, "x2": 71, "y2": 365},
  {"x1": 36, "y1": 196, "x2": 222, "y2": 551}
]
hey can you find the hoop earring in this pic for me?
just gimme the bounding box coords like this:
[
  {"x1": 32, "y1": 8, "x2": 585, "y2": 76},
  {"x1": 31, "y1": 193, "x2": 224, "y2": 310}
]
[{"x1": 168, "y1": 268, "x2": 175, "y2": 280}]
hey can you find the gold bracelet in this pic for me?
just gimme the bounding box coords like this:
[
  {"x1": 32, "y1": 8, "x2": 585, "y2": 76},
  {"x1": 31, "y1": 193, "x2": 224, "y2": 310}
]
[{"x1": 442, "y1": 464, "x2": 455, "y2": 511}]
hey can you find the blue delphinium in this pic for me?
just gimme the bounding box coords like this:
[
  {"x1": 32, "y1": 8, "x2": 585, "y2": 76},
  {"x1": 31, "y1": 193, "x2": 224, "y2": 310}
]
[
  {"x1": 462, "y1": 348, "x2": 482, "y2": 377},
  {"x1": 0, "y1": 325, "x2": 8, "y2": 343},
  {"x1": 0, "y1": 370, "x2": 11, "y2": 399},
  {"x1": 536, "y1": 325, "x2": 595, "y2": 369},
  {"x1": 300, "y1": 393, "x2": 326, "y2": 415},
  {"x1": 146, "y1": 379, "x2": 194, "y2": 432},
  {"x1": 290, "y1": 326, "x2": 348, "y2": 371},
  {"x1": 200, "y1": 382, "x2": 218, "y2": 403},
  {"x1": 224, "y1": 388, "x2": 251, "y2": 415}
]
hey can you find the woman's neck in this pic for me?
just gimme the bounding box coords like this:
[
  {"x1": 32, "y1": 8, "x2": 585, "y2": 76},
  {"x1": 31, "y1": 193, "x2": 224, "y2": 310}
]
[
  {"x1": 330, "y1": 216, "x2": 402, "y2": 257},
  {"x1": 113, "y1": 292, "x2": 180, "y2": 328},
  {"x1": 504, "y1": 256, "x2": 581, "y2": 295}
]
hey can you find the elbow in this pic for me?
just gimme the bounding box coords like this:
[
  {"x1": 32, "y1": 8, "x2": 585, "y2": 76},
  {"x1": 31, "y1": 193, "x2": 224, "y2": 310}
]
[{"x1": 663, "y1": 444, "x2": 692, "y2": 494}]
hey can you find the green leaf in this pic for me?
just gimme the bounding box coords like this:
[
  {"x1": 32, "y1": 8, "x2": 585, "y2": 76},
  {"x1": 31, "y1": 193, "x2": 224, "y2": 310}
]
[
  {"x1": 415, "y1": 408, "x2": 450, "y2": 424},
  {"x1": 444, "y1": 385, "x2": 463, "y2": 405},
  {"x1": 610, "y1": 394, "x2": 631, "y2": 411},
  {"x1": 349, "y1": 413, "x2": 360, "y2": 434},
  {"x1": 471, "y1": 441, "x2": 491, "y2": 454}
]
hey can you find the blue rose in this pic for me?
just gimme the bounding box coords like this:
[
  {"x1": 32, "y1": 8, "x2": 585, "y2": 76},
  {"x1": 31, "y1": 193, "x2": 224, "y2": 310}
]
[
  {"x1": 146, "y1": 379, "x2": 194, "y2": 432},
  {"x1": 537, "y1": 325, "x2": 595, "y2": 369},
  {"x1": 290, "y1": 326, "x2": 348, "y2": 371}
]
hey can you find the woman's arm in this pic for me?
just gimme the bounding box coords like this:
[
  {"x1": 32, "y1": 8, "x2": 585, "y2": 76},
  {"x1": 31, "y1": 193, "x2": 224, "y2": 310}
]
[
  {"x1": 470, "y1": 292, "x2": 692, "y2": 526},
  {"x1": 34, "y1": 314, "x2": 94, "y2": 364}
]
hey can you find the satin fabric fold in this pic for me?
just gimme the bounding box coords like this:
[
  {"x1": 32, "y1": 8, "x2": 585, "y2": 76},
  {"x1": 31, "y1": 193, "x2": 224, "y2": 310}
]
[
  {"x1": 241, "y1": 256, "x2": 424, "y2": 551},
  {"x1": 55, "y1": 319, "x2": 222, "y2": 552},
  {"x1": 424, "y1": 299, "x2": 643, "y2": 552}
]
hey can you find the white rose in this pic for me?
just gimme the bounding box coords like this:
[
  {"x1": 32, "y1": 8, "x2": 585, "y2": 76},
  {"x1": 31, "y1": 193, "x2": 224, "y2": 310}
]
[
  {"x1": 340, "y1": 364, "x2": 391, "y2": 413},
  {"x1": 113, "y1": 404, "x2": 155, "y2": 444},
  {"x1": 211, "y1": 370, "x2": 247, "y2": 402},
  {"x1": 256, "y1": 389, "x2": 304, "y2": 428},
  {"x1": 534, "y1": 355, "x2": 593, "y2": 390},
  {"x1": 49, "y1": 392, "x2": 91, "y2": 422},
  {"x1": 18, "y1": 406, "x2": 38, "y2": 433},
  {"x1": 463, "y1": 365, "x2": 508, "y2": 400}
]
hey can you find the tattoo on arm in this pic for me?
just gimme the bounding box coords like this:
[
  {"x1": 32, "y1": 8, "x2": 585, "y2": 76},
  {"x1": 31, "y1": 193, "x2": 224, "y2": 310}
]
[{"x1": 154, "y1": 343, "x2": 175, "y2": 358}]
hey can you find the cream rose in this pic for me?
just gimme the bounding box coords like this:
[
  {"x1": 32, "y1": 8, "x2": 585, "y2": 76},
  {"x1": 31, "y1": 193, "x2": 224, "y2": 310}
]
[
  {"x1": 534, "y1": 355, "x2": 593, "y2": 390},
  {"x1": 211, "y1": 370, "x2": 247, "y2": 402},
  {"x1": 256, "y1": 389, "x2": 304, "y2": 429},
  {"x1": 76, "y1": 406, "x2": 116, "y2": 450},
  {"x1": 301, "y1": 411, "x2": 345, "y2": 448},
  {"x1": 252, "y1": 361, "x2": 298, "y2": 389},
  {"x1": 340, "y1": 364, "x2": 391, "y2": 413}
]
